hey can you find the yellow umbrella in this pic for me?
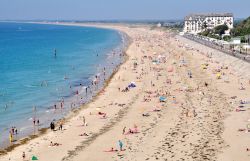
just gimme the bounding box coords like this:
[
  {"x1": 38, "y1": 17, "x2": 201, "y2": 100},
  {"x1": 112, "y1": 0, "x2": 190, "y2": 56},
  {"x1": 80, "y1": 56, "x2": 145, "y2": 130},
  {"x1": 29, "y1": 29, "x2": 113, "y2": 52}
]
[
  {"x1": 201, "y1": 64, "x2": 207, "y2": 69},
  {"x1": 216, "y1": 73, "x2": 221, "y2": 79}
]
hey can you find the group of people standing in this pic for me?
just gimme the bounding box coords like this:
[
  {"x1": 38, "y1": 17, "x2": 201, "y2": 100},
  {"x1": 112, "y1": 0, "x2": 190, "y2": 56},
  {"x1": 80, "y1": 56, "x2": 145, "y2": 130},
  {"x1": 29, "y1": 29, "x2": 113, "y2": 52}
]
[
  {"x1": 9, "y1": 126, "x2": 18, "y2": 143},
  {"x1": 50, "y1": 120, "x2": 63, "y2": 131}
]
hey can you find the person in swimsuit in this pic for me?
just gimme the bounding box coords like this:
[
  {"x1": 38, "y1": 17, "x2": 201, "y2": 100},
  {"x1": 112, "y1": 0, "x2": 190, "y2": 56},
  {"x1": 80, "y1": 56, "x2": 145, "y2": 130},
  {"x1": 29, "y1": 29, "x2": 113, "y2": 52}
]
[
  {"x1": 118, "y1": 140, "x2": 123, "y2": 151},
  {"x1": 122, "y1": 127, "x2": 126, "y2": 135}
]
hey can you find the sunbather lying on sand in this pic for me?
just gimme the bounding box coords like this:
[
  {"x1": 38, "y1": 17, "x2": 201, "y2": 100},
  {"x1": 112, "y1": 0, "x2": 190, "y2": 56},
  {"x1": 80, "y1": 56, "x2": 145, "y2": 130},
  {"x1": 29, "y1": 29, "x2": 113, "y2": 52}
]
[
  {"x1": 239, "y1": 83, "x2": 246, "y2": 90},
  {"x1": 238, "y1": 128, "x2": 246, "y2": 132},
  {"x1": 79, "y1": 132, "x2": 89, "y2": 136},
  {"x1": 239, "y1": 86, "x2": 246, "y2": 90},
  {"x1": 121, "y1": 87, "x2": 129, "y2": 92},
  {"x1": 142, "y1": 113, "x2": 150, "y2": 117},
  {"x1": 104, "y1": 147, "x2": 118, "y2": 152},
  {"x1": 152, "y1": 108, "x2": 161, "y2": 112},
  {"x1": 143, "y1": 97, "x2": 151, "y2": 102},
  {"x1": 50, "y1": 141, "x2": 61, "y2": 147},
  {"x1": 236, "y1": 108, "x2": 246, "y2": 112},
  {"x1": 125, "y1": 128, "x2": 139, "y2": 135},
  {"x1": 240, "y1": 100, "x2": 249, "y2": 104},
  {"x1": 98, "y1": 112, "x2": 107, "y2": 118}
]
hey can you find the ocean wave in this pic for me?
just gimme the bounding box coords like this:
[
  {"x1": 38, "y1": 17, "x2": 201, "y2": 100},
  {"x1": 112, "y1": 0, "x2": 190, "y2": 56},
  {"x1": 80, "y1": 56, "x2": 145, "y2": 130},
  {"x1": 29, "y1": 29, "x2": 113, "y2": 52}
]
[{"x1": 23, "y1": 84, "x2": 40, "y2": 88}]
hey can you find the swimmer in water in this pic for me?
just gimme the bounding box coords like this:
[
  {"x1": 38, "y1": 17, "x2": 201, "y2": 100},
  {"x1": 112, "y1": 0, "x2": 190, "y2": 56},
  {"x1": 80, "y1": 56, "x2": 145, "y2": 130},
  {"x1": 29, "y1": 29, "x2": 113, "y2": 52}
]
[
  {"x1": 64, "y1": 75, "x2": 69, "y2": 80},
  {"x1": 54, "y1": 48, "x2": 57, "y2": 58},
  {"x1": 4, "y1": 104, "x2": 8, "y2": 111}
]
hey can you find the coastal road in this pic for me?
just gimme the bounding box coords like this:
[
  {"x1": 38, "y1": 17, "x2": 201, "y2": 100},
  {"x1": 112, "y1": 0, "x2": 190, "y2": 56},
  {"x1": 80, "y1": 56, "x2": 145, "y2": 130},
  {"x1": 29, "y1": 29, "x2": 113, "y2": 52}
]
[{"x1": 183, "y1": 34, "x2": 250, "y2": 63}]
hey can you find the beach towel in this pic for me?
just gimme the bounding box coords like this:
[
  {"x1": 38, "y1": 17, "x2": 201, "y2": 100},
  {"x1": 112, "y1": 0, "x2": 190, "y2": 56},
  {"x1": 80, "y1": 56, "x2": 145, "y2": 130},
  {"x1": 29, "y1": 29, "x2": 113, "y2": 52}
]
[{"x1": 168, "y1": 66, "x2": 173, "y2": 72}]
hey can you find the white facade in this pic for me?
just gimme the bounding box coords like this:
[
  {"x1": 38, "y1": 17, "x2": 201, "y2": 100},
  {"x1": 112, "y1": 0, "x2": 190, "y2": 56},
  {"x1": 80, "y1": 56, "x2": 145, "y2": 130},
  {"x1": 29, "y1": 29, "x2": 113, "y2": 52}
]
[
  {"x1": 183, "y1": 13, "x2": 234, "y2": 34},
  {"x1": 230, "y1": 38, "x2": 241, "y2": 45},
  {"x1": 157, "y1": 23, "x2": 162, "y2": 28}
]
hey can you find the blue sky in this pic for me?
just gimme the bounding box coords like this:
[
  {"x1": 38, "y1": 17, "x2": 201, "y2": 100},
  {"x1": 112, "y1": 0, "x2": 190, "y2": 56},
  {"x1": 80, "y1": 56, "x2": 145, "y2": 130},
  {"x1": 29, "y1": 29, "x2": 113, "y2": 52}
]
[{"x1": 0, "y1": 0, "x2": 249, "y2": 20}]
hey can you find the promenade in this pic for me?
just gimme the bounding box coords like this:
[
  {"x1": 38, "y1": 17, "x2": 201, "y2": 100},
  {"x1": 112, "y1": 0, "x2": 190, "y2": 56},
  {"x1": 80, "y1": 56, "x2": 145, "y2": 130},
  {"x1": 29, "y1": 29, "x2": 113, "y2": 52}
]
[{"x1": 183, "y1": 34, "x2": 250, "y2": 63}]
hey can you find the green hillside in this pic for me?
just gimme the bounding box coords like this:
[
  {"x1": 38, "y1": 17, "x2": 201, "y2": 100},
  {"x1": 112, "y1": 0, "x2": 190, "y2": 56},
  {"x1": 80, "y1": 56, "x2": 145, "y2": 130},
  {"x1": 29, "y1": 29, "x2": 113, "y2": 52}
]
[{"x1": 231, "y1": 16, "x2": 250, "y2": 36}]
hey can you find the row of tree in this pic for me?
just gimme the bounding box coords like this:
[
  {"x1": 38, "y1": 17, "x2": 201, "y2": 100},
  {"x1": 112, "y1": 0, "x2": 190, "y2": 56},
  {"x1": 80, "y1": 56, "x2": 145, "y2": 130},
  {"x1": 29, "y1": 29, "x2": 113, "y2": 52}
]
[
  {"x1": 199, "y1": 16, "x2": 250, "y2": 42},
  {"x1": 199, "y1": 24, "x2": 229, "y2": 41},
  {"x1": 231, "y1": 16, "x2": 250, "y2": 37}
]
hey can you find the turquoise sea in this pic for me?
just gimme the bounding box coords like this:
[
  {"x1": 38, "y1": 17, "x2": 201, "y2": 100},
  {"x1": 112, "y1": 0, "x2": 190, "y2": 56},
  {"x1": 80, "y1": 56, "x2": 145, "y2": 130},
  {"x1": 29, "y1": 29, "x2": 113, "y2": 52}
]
[{"x1": 0, "y1": 22, "x2": 125, "y2": 146}]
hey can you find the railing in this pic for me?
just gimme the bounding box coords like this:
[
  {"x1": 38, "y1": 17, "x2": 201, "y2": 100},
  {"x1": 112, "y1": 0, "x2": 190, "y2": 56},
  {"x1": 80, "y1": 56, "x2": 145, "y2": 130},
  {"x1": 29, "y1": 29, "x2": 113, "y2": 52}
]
[{"x1": 183, "y1": 34, "x2": 250, "y2": 63}]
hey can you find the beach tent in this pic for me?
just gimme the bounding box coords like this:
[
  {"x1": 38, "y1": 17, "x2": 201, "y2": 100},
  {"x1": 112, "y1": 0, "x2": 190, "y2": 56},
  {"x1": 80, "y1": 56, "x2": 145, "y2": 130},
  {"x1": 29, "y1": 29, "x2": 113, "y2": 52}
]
[
  {"x1": 32, "y1": 156, "x2": 38, "y2": 160},
  {"x1": 128, "y1": 82, "x2": 136, "y2": 88},
  {"x1": 159, "y1": 96, "x2": 166, "y2": 102}
]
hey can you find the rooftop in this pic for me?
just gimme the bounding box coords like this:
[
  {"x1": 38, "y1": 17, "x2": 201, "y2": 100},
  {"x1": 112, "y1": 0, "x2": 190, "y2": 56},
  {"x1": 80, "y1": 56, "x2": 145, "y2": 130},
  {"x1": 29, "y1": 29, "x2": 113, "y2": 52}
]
[{"x1": 185, "y1": 13, "x2": 233, "y2": 20}]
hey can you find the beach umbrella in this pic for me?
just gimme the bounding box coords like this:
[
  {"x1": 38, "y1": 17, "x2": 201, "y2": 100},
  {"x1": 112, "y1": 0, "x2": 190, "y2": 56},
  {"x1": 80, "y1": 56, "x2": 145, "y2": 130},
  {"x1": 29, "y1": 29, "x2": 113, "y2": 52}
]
[
  {"x1": 216, "y1": 73, "x2": 221, "y2": 79},
  {"x1": 201, "y1": 64, "x2": 207, "y2": 69},
  {"x1": 247, "y1": 124, "x2": 250, "y2": 130}
]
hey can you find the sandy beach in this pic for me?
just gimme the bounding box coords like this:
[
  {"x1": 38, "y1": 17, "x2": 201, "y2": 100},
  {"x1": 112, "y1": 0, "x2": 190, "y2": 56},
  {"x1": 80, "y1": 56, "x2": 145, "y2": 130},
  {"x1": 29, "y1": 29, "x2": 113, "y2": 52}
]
[{"x1": 1, "y1": 23, "x2": 250, "y2": 161}]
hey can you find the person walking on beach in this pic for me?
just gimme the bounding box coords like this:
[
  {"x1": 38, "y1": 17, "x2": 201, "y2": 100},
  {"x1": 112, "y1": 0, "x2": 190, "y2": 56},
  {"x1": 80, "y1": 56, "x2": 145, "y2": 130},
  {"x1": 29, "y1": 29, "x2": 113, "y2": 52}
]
[
  {"x1": 11, "y1": 127, "x2": 14, "y2": 134},
  {"x1": 85, "y1": 87, "x2": 88, "y2": 95},
  {"x1": 82, "y1": 116, "x2": 86, "y2": 126},
  {"x1": 9, "y1": 131, "x2": 13, "y2": 143},
  {"x1": 60, "y1": 102, "x2": 64, "y2": 109},
  {"x1": 15, "y1": 127, "x2": 18, "y2": 135},
  {"x1": 122, "y1": 127, "x2": 126, "y2": 135},
  {"x1": 59, "y1": 121, "x2": 63, "y2": 130},
  {"x1": 50, "y1": 122, "x2": 55, "y2": 131},
  {"x1": 118, "y1": 140, "x2": 123, "y2": 151},
  {"x1": 22, "y1": 152, "x2": 26, "y2": 160},
  {"x1": 33, "y1": 118, "x2": 36, "y2": 126}
]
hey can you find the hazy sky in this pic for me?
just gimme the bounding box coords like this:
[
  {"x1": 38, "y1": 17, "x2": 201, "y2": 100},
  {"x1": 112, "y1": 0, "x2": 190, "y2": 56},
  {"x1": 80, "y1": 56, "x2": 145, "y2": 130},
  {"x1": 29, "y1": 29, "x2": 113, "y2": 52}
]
[{"x1": 0, "y1": 0, "x2": 249, "y2": 20}]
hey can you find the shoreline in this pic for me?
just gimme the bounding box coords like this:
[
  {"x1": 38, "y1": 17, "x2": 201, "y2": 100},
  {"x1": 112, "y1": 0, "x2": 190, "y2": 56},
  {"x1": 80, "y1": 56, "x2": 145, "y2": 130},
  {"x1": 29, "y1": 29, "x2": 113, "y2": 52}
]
[
  {"x1": 0, "y1": 23, "x2": 249, "y2": 161},
  {"x1": 0, "y1": 22, "x2": 131, "y2": 153}
]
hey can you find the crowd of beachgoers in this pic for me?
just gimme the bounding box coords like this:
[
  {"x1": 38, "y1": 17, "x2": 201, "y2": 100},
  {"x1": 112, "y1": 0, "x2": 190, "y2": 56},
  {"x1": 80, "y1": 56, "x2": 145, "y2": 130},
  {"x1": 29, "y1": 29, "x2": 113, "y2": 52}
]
[{"x1": 0, "y1": 23, "x2": 250, "y2": 161}]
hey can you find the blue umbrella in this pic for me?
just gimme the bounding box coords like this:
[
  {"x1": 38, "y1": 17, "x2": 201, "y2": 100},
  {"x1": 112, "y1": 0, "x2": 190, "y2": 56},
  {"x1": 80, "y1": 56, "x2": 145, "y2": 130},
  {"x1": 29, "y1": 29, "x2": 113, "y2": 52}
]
[{"x1": 159, "y1": 96, "x2": 166, "y2": 102}]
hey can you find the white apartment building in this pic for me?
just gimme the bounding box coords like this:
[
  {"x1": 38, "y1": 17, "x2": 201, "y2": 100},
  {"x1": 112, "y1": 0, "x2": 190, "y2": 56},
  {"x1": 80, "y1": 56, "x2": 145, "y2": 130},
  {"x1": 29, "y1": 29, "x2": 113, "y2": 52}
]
[{"x1": 183, "y1": 13, "x2": 234, "y2": 34}]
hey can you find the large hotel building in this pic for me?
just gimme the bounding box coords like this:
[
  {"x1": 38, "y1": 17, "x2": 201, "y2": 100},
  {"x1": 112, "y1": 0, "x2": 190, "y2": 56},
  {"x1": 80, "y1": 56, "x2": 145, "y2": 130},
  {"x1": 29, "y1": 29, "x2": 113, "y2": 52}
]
[{"x1": 183, "y1": 13, "x2": 234, "y2": 34}]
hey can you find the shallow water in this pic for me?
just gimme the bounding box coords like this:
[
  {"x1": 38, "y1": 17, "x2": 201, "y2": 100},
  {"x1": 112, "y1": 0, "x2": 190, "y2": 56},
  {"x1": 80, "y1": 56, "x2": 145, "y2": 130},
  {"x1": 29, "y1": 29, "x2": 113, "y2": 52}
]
[{"x1": 0, "y1": 22, "x2": 124, "y2": 146}]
